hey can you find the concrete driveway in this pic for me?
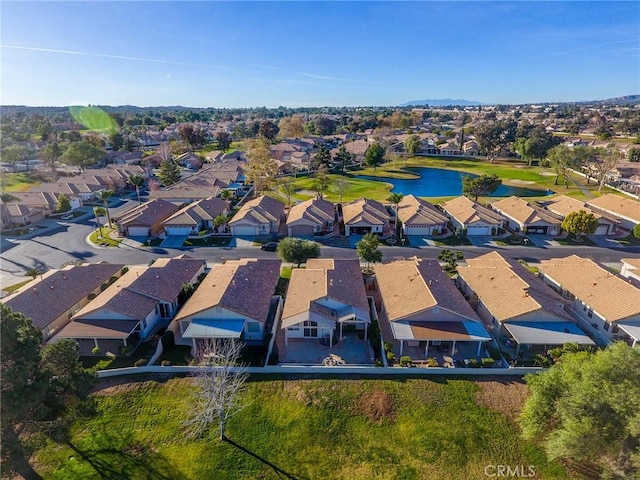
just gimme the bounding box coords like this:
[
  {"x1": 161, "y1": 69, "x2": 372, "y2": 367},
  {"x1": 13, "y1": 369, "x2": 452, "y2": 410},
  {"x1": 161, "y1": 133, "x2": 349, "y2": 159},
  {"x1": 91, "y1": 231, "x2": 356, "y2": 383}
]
[
  {"x1": 466, "y1": 235, "x2": 496, "y2": 247},
  {"x1": 160, "y1": 235, "x2": 188, "y2": 248}
]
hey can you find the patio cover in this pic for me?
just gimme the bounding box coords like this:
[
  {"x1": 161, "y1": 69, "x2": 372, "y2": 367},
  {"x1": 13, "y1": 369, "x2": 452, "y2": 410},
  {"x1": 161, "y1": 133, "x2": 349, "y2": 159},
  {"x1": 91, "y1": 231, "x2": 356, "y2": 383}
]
[
  {"x1": 391, "y1": 321, "x2": 491, "y2": 341},
  {"x1": 503, "y1": 321, "x2": 595, "y2": 346},
  {"x1": 55, "y1": 319, "x2": 139, "y2": 339},
  {"x1": 183, "y1": 319, "x2": 245, "y2": 339},
  {"x1": 617, "y1": 323, "x2": 640, "y2": 343}
]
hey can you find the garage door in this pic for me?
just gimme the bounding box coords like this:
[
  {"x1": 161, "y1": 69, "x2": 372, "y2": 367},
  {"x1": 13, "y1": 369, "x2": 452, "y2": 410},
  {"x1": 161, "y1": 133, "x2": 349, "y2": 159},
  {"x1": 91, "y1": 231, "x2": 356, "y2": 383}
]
[
  {"x1": 232, "y1": 225, "x2": 258, "y2": 236},
  {"x1": 404, "y1": 225, "x2": 432, "y2": 236},
  {"x1": 127, "y1": 226, "x2": 149, "y2": 237},
  {"x1": 165, "y1": 226, "x2": 192, "y2": 236},
  {"x1": 289, "y1": 225, "x2": 315, "y2": 236},
  {"x1": 595, "y1": 224, "x2": 610, "y2": 236},
  {"x1": 466, "y1": 225, "x2": 491, "y2": 236}
]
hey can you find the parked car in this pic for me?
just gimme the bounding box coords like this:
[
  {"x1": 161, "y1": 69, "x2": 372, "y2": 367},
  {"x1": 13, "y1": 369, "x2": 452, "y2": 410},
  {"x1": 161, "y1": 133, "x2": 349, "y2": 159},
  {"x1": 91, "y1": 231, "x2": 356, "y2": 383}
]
[{"x1": 261, "y1": 242, "x2": 278, "y2": 252}]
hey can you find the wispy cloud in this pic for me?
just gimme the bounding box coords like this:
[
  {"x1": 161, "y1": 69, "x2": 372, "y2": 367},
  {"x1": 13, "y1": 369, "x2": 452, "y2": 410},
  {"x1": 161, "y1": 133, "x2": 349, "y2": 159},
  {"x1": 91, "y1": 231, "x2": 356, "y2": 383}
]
[
  {"x1": 253, "y1": 62, "x2": 384, "y2": 85},
  {"x1": 0, "y1": 45, "x2": 228, "y2": 69}
]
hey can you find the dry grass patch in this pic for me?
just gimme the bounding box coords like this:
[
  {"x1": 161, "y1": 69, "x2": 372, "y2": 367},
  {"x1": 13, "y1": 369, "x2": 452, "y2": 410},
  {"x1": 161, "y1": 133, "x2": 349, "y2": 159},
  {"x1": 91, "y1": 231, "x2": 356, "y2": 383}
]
[
  {"x1": 356, "y1": 389, "x2": 395, "y2": 422},
  {"x1": 475, "y1": 379, "x2": 530, "y2": 422}
]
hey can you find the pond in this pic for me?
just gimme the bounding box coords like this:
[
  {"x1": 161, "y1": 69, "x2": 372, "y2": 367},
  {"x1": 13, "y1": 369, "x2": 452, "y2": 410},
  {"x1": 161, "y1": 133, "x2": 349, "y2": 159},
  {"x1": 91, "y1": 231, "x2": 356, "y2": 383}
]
[{"x1": 355, "y1": 167, "x2": 551, "y2": 198}]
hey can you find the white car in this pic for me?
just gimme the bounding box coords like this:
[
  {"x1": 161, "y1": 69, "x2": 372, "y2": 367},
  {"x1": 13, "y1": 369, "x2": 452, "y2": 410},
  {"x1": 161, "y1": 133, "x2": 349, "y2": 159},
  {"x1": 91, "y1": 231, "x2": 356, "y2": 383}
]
[{"x1": 61, "y1": 214, "x2": 74, "y2": 220}]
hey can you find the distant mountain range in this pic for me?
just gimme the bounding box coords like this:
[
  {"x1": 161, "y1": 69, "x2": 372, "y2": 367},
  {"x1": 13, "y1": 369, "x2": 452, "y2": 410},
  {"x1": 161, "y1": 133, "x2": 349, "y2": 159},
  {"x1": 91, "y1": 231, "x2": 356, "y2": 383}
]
[{"x1": 400, "y1": 99, "x2": 484, "y2": 107}]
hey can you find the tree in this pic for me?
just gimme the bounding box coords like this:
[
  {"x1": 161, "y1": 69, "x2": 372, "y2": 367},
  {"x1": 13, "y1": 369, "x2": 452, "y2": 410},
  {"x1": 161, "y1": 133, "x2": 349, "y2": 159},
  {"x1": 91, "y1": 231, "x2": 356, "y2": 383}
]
[
  {"x1": 387, "y1": 192, "x2": 404, "y2": 237},
  {"x1": 39, "y1": 142, "x2": 63, "y2": 173},
  {"x1": 520, "y1": 342, "x2": 640, "y2": 478},
  {"x1": 513, "y1": 126, "x2": 560, "y2": 165},
  {"x1": 588, "y1": 145, "x2": 621, "y2": 193},
  {"x1": 184, "y1": 339, "x2": 248, "y2": 441},
  {"x1": 216, "y1": 130, "x2": 232, "y2": 152},
  {"x1": 220, "y1": 189, "x2": 234, "y2": 201},
  {"x1": 214, "y1": 214, "x2": 228, "y2": 233},
  {"x1": 632, "y1": 223, "x2": 640, "y2": 239},
  {"x1": 2, "y1": 144, "x2": 32, "y2": 172},
  {"x1": 314, "y1": 117, "x2": 335, "y2": 136},
  {"x1": 245, "y1": 138, "x2": 278, "y2": 195},
  {"x1": 93, "y1": 206, "x2": 106, "y2": 237},
  {"x1": 312, "y1": 165, "x2": 332, "y2": 199},
  {"x1": 312, "y1": 145, "x2": 332, "y2": 170},
  {"x1": 546, "y1": 144, "x2": 587, "y2": 186},
  {"x1": 561, "y1": 210, "x2": 599, "y2": 240},
  {"x1": 157, "y1": 160, "x2": 182, "y2": 186},
  {"x1": 333, "y1": 145, "x2": 353, "y2": 173},
  {"x1": 462, "y1": 174, "x2": 502, "y2": 201},
  {"x1": 404, "y1": 134, "x2": 422, "y2": 157},
  {"x1": 56, "y1": 193, "x2": 71, "y2": 213},
  {"x1": 258, "y1": 120, "x2": 278, "y2": 141},
  {"x1": 331, "y1": 177, "x2": 350, "y2": 204},
  {"x1": 128, "y1": 174, "x2": 145, "y2": 204},
  {"x1": 365, "y1": 142, "x2": 385, "y2": 170},
  {"x1": 277, "y1": 237, "x2": 320, "y2": 267},
  {"x1": 98, "y1": 189, "x2": 114, "y2": 227},
  {"x1": 1, "y1": 305, "x2": 95, "y2": 478},
  {"x1": 178, "y1": 124, "x2": 206, "y2": 150},
  {"x1": 356, "y1": 233, "x2": 382, "y2": 268},
  {"x1": 475, "y1": 120, "x2": 517, "y2": 159},
  {"x1": 277, "y1": 115, "x2": 305, "y2": 139},
  {"x1": 629, "y1": 147, "x2": 640, "y2": 163},
  {"x1": 278, "y1": 177, "x2": 296, "y2": 207},
  {"x1": 438, "y1": 249, "x2": 464, "y2": 273},
  {"x1": 109, "y1": 132, "x2": 124, "y2": 151},
  {"x1": 60, "y1": 141, "x2": 104, "y2": 171},
  {"x1": 25, "y1": 268, "x2": 43, "y2": 279}
]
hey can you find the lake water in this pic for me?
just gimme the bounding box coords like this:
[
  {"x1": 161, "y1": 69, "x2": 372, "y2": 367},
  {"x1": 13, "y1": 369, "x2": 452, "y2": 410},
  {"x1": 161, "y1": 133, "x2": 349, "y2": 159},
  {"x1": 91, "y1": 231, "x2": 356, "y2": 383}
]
[{"x1": 355, "y1": 167, "x2": 551, "y2": 198}]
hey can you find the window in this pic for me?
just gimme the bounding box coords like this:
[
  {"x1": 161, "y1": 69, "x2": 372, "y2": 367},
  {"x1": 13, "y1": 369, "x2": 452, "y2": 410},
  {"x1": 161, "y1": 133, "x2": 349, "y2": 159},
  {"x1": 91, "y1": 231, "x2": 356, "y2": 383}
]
[
  {"x1": 587, "y1": 309, "x2": 593, "y2": 318},
  {"x1": 288, "y1": 326, "x2": 300, "y2": 331},
  {"x1": 303, "y1": 320, "x2": 318, "y2": 337},
  {"x1": 159, "y1": 303, "x2": 170, "y2": 318},
  {"x1": 603, "y1": 321, "x2": 610, "y2": 331},
  {"x1": 612, "y1": 324, "x2": 619, "y2": 334}
]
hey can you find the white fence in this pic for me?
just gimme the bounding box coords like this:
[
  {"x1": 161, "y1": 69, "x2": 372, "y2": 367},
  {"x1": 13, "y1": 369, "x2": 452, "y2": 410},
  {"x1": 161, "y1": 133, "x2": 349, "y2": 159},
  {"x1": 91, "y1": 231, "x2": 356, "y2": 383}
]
[{"x1": 97, "y1": 365, "x2": 544, "y2": 378}]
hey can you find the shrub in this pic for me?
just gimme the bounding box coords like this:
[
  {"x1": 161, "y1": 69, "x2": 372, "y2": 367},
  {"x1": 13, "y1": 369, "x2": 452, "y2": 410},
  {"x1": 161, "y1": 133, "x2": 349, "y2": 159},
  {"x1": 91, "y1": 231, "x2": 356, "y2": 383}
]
[
  {"x1": 468, "y1": 358, "x2": 480, "y2": 368},
  {"x1": 374, "y1": 359, "x2": 384, "y2": 367},
  {"x1": 121, "y1": 266, "x2": 129, "y2": 274},
  {"x1": 161, "y1": 360, "x2": 171, "y2": 366},
  {"x1": 88, "y1": 293, "x2": 97, "y2": 300},
  {"x1": 400, "y1": 356, "x2": 412, "y2": 367},
  {"x1": 119, "y1": 345, "x2": 131, "y2": 355},
  {"x1": 481, "y1": 357, "x2": 495, "y2": 368},
  {"x1": 91, "y1": 346, "x2": 100, "y2": 355},
  {"x1": 134, "y1": 359, "x2": 147, "y2": 367},
  {"x1": 383, "y1": 341, "x2": 393, "y2": 352},
  {"x1": 386, "y1": 351, "x2": 396, "y2": 362},
  {"x1": 425, "y1": 357, "x2": 439, "y2": 367},
  {"x1": 161, "y1": 330, "x2": 175, "y2": 350}
]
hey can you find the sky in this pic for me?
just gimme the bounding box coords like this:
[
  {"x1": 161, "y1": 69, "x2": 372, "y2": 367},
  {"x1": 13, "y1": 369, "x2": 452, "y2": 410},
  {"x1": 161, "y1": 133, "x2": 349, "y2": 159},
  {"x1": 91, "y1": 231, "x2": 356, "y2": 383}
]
[{"x1": 1, "y1": 1, "x2": 639, "y2": 107}]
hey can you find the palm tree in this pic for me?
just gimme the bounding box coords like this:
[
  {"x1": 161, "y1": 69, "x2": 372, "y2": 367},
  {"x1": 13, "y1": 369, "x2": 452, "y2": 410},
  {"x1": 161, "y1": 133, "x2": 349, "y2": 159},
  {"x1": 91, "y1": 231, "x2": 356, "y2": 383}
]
[
  {"x1": 128, "y1": 174, "x2": 145, "y2": 204},
  {"x1": 93, "y1": 206, "x2": 106, "y2": 237},
  {"x1": 98, "y1": 190, "x2": 114, "y2": 227},
  {"x1": 387, "y1": 192, "x2": 404, "y2": 237}
]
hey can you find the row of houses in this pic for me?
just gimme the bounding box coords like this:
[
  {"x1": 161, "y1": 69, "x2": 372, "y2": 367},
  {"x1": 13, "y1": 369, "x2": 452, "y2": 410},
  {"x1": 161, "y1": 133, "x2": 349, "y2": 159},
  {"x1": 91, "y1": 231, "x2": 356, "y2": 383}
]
[{"x1": 4, "y1": 254, "x2": 639, "y2": 364}]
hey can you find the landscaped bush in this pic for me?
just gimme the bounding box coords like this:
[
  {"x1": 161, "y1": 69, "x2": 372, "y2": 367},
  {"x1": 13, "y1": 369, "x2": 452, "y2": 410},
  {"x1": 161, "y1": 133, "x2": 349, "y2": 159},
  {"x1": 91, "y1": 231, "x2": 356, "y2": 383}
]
[
  {"x1": 468, "y1": 358, "x2": 480, "y2": 368},
  {"x1": 400, "y1": 356, "x2": 412, "y2": 367},
  {"x1": 161, "y1": 360, "x2": 171, "y2": 366},
  {"x1": 121, "y1": 266, "x2": 129, "y2": 274},
  {"x1": 88, "y1": 293, "x2": 97, "y2": 300},
  {"x1": 91, "y1": 346, "x2": 100, "y2": 355},
  {"x1": 425, "y1": 357, "x2": 439, "y2": 367},
  {"x1": 386, "y1": 351, "x2": 396, "y2": 362},
  {"x1": 481, "y1": 357, "x2": 495, "y2": 368},
  {"x1": 383, "y1": 341, "x2": 393, "y2": 352},
  {"x1": 134, "y1": 359, "x2": 147, "y2": 367}
]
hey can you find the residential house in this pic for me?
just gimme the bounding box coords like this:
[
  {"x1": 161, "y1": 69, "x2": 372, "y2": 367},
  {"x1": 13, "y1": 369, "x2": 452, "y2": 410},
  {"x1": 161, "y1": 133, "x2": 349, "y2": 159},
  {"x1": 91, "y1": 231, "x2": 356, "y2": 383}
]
[
  {"x1": 462, "y1": 140, "x2": 479, "y2": 156},
  {"x1": 280, "y1": 259, "x2": 370, "y2": 349},
  {"x1": 162, "y1": 197, "x2": 230, "y2": 236},
  {"x1": 396, "y1": 194, "x2": 449, "y2": 236},
  {"x1": 176, "y1": 152, "x2": 203, "y2": 170},
  {"x1": 1, "y1": 203, "x2": 46, "y2": 227},
  {"x1": 620, "y1": 258, "x2": 640, "y2": 286},
  {"x1": 342, "y1": 197, "x2": 390, "y2": 236},
  {"x1": 457, "y1": 252, "x2": 594, "y2": 357},
  {"x1": 228, "y1": 195, "x2": 285, "y2": 236},
  {"x1": 30, "y1": 182, "x2": 100, "y2": 207},
  {"x1": 491, "y1": 195, "x2": 562, "y2": 235},
  {"x1": 149, "y1": 185, "x2": 222, "y2": 204},
  {"x1": 53, "y1": 256, "x2": 205, "y2": 355},
  {"x1": 438, "y1": 142, "x2": 463, "y2": 156},
  {"x1": 1, "y1": 262, "x2": 124, "y2": 342},
  {"x1": 543, "y1": 195, "x2": 619, "y2": 235},
  {"x1": 374, "y1": 258, "x2": 492, "y2": 360},
  {"x1": 539, "y1": 255, "x2": 640, "y2": 347},
  {"x1": 441, "y1": 196, "x2": 505, "y2": 236},
  {"x1": 172, "y1": 259, "x2": 281, "y2": 351},
  {"x1": 586, "y1": 194, "x2": 640, "y2": 230},
  {"x1": 286, "y1": 198, "x2": 335, "y2": 236},
  {"x1": 115, "y1": 198, "x2": 179, "y2": 237}
]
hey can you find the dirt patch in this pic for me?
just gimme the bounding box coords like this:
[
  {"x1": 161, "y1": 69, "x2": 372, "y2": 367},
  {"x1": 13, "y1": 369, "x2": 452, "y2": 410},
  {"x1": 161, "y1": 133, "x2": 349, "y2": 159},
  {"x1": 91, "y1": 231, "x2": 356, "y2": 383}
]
[
  {"x1": 507, "y1": 179, "x2": 535, "y2": 185},
  {"x1": 90, "y1": 374, "x2": 176, "y2": 396},
  {"x1": 475, "y1": 379, "x2": 530, "y2": 422},
  {"x1": 356, "y1": 389, "x2": 395, "y2": 422}
]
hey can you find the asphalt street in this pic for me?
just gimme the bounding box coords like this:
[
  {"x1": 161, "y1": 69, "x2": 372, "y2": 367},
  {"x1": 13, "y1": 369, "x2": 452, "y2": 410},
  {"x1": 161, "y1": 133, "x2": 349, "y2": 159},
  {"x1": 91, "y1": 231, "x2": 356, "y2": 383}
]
[{"x1": 2, "y1": 214, "x2": 639, "y2": 290}]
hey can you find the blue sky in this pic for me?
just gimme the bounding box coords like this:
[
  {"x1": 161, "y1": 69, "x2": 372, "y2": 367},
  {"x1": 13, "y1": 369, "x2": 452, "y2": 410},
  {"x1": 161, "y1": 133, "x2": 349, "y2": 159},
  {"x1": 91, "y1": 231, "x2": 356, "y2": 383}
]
[{"x1": 1, "y1": 1, "x2": 638, "y2": 107}]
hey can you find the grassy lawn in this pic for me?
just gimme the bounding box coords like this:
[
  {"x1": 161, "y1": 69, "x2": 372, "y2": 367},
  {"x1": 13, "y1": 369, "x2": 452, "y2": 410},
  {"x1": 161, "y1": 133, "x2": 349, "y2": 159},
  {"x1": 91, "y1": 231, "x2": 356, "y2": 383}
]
[
  {"x1": 493, "y1": 235, "x2": 535, "y2": 247},
  {"x1": 80, "y1": 342, "x2": 158, "y2": 370},
  {"x1": 1, "y1": 173, "x2": 41, "y2": 192},
  {"x1": 2, "y1": 278, "x2": 33, "y2": 294},
  {"x1": 554, "y1": 235, "x2": 597, "y2": 246},
  {"x1": 616, "y1": 234, "x2": 640, "y2": 246},
  {"x1": 277, "y1": 174, "x2": 395, "y2": 203},
  {"x1": 433, "y1": 236, "x2": 473, "y2": 246},
  {"x1": 88, "y1": 227, "x2": 123, "y2": 247},
  {"x1": 32, "y1": 377, "x2": 569, "y2": 480},
  {"x1": 183, "y1": 236, "x2": 231, "y2": 247}
]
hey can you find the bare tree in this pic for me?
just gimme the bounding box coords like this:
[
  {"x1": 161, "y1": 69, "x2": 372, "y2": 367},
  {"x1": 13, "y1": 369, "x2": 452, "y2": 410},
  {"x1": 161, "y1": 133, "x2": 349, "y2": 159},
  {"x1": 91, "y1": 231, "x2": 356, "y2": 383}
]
[
  {"x1": 332, "y1": 177, "x2": 350, "y2": 204},
  {"x1": 278, "y1": 176, "x2": 296, "y2": 207},
  {"x1": 588, "y1": 145, "x2": 620, "y2": 193},
  {"x1": 184, "y1": 339, "x2": 249, "y2": 441}
]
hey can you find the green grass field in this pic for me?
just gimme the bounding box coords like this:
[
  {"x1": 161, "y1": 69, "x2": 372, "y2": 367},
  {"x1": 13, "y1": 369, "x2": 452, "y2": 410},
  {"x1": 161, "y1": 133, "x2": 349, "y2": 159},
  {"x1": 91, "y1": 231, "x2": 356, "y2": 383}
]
[
  {"x1": 33, "y1": 376, "x2": 570, "y2": 480},
  {"x1": 88, "y1": 227, "x2": 122, "y2": 247},
  {"x1": 1, "y1": 173, "x2": 41, "y2": 192}
]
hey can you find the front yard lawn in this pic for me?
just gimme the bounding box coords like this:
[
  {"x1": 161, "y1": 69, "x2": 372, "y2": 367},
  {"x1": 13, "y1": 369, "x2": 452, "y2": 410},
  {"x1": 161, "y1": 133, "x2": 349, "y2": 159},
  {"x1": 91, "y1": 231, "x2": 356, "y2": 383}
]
[
  {"x1": 2, "y1": 278, "x2": 33, "y2": 294},
  {"x1": 555, "y1": 235, "x2": 596, "y2": 246},
  {"x1": 493, "y1": 235, "x2": 535, "y2": 246},
  {"x1": 183, "y1": 236, "x2": 231, "y2": 247},
  {"x1": 616, "y1": 234, "x2": 640, "y2": 246},
  {"x1": 433, "y1": 235, "x2": 473, "y2": 246},
  {"x1": 89, "y1": 227, "x2": 122, "y2": 247}
]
